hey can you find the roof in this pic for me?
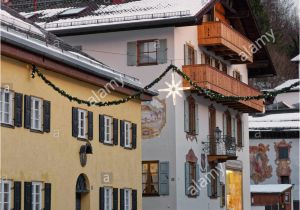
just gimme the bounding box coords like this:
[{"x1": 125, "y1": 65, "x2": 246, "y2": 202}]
[
  {"x1": 291, "y1": 54, "x2": 300, "y2": 62},
  {"x1": 1, "y1": 5, "x2": 156, "y2": 98},
  {"x1": 275, "y1": 79, "x2": 300, "y2": 92},
  {"x1": 249, "y1": 112, "x2": 300, "y2": 131},
  {"x1": 251, "y1": 184, "x2": 293, "y2": 194}
]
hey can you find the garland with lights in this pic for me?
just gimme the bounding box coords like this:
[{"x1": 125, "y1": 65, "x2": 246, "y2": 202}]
[{"x1": 31, "y1": 64, "x2": 300, "y2": 107}]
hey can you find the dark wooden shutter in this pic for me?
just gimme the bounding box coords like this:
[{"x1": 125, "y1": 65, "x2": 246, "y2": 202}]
[
  {"x1": 24, "y1": 95, "x2": 31, "y2": 129},
  {"x1": 113, "y1": 188, "x2": 118, "y2": 210},
  {"x1": 132, "y1": 189, "x2": 137, "y2": 210},
  {"x1": 120, "y1": 120, "x2": 125, "y2": 147},
  {"x1": 13, "y1": 181, "x2": 21, "y2": 210},
  {"x1": 131, "y1": 123, "x2": 137, "y2": 149},
  {"x1": 43, "y1": 100, "x2": 51, "y2": 133},
  {"x1": 88, "y1": 111, "x2": 93, "y2": 140},
  {"x1": 120, "y1": 189, "x2": 124, "y2": 210},
  {"x1": 99, "y1": 187, "x2": 104, "y2": 210},
  {"x1": 99, "y1": 115, "x2": 105, "y2": 143},
  {"x1": 72, "y1": 107, "x2": 78, "y2": 137},
  {"x1": 44, "y1": 183, "x2": 51, "y2": 210},
  {"x1": 113, "y1": 118, "x2": 118, "y2": 145},
  {"x1": 24, "y1": 182, "x2": 32, "y2": 210},
  {"x1": 14, "y1": 93, "x2": 23, "y2": 127}
]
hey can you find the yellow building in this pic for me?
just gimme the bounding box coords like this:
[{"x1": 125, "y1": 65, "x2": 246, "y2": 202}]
[{"x1": 0, "y1": 6, "x2": 155, "y2": 210}]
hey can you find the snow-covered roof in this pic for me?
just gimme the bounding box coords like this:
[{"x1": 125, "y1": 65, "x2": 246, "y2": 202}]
[
  {"x1": 274, "y1": 79, "x2": 300, "y2": 91},
  {"x1": 19, "y1": 0, "x2": 214, "y2": 31},
  {"x1": 291, "y1": 54, "x2": 300, "y2": 62},
  {"x1": 251, "y1": 184, "x2": 292, "y2": 193},
  {"x1": 249, "y1": 112, "x2": 300, "y2": 131}
]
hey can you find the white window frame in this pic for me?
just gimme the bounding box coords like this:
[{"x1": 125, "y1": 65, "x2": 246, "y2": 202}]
[
  {"x1": 31, "y1": 97, "x2": 43, "y2": 131},
  {"x1": 124, "y1": 121, "x2": 132, "y2": 148},
  {"x1": 78, "y1": 109, "x2": 87, "y2": 139},
  {"x1": 124, "y1": 189, "x2": 131, "y2": 210},
  {"x1": 104, "y1": 116, "x2": 113, "y2": 144},
  {"x1": 32, "y1": 182, "x2": 42, "y2": 210},
  {"x1": 0, "y1": 180, "x2": 11, "y2": 210},
  {"x1": 104, "y1": 187, "x2": 112, "y2": 210},
  {"x1": 0, "y1": 89, "x2": 13, "y2": 125}
]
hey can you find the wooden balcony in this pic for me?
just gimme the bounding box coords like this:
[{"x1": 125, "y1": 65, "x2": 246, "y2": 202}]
[
  {"x1": 198, "y1": 21, "x2": 253, "y2": 63},
  {"x1": 182, "y1": 64, "x2": 264, "y2": 113}
]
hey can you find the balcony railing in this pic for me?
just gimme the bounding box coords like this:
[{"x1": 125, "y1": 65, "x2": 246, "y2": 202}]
[
  {"x1": 198, "y1": 21, "x2": 253, "y2": 63},
  {"x1": 182, "y1": 64, "x2": 264, "y2": 113}
]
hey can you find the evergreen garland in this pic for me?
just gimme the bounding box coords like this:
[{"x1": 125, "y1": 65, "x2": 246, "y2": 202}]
[{"x1": 31, "y1": 64, "x2": 300, "y2": 107}]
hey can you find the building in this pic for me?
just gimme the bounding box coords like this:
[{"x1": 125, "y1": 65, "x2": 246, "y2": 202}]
[
  {"x1": 1, "y1": 5, "x2": 155, "y2": 210},
  {"x1": 16, "y1": 0, "x2": 276, "y2": 209},
  {"x1": 249, "y1": 80, "x2": 300, "y2": 210}
]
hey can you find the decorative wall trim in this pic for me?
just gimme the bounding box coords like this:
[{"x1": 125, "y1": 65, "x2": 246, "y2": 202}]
[{"x1": 274, "y1": 140, "x2": 292, "y2": 183}]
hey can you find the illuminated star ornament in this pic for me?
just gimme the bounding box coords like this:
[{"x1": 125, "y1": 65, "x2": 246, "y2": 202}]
[{"x1": 159, "y1": 72, "x2": 190, "y2": 105}]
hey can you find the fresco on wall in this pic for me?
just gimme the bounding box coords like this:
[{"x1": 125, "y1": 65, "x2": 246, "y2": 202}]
[
  {"x1": 250, "y1": 144, "x2": 273, "y2": 184},
  {"x1": 274, "y1": 140, "x2": 292, "y2": 183},
  {"x1": 142, "y1": 97, "x2": 166, "y2": 139}
]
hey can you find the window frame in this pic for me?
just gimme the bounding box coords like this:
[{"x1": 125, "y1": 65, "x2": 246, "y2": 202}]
[
  {"x1": 185, "y1": 44, "x2": 196, "y2": 65},
  {"x1": 78, "y1": 108, "x2": 87, "y2": 139},
  {"x1": 0, "y1": 180, "x2": 11, "y2": 210},
  {"x1": 104, "y1": 115, "x2": 113, "y2": 144},
  {"x1": 32, "y1": 182, "x2": 42, "y2": 210},
  {"x1": 104, "y1": 187, "x2": 113, "y2": 210},
  {"x1": 187, "y1": 96, "x2": 196, "y2": 135},
  {"x1": 137, "y1": 40, "x2": 158, "y2": 66},
  {"x1": 0, "y1": 89, "x2": 14, "y2": 126},
  {"x1": 142, "y1": 161, "x2": 159, "y2": 196},
  {"x1": 278, "y1": 147, "x2": 289, "y2": 160},
  {"x1": 124, "y1": 121, "x2": 132, "y2": 148},
  {"x1": 124, "y1": 188, "x2": 132, "y2": 210},
  {"x1": 31, "y1": 97, "x2": 43, "y2": 131}
]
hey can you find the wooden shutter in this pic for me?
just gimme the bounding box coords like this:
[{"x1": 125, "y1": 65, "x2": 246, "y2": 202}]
[
  {"x1": 72, "y1": 107, "x2": 78, "y2": 137},
  {"x1": 157, "y1": 39, "x2": 167, "y2": 64},
  {"x1": 132, "y1": 189, "x2": 137, "y2": 210},
  {"x1": 159, "y1": 162, "x2": 169, "y2": 195},
  {"x1": 14, "y1": 93, "x2": 23, "y2": 127},
  {"x1": 120, "y1": 189, "x2": 124, "y2": 210},
  {"x1": 184, "y1": 100, "x2": 189, "y2": 133},
  {"x1": 88, "y1": 111, "x2": 93, "y2": 140},
  {"x1": 120, "y1": 120, "x2": 125, "y2": 147},
  {"x1": 207, "y1": 165, "x2": 212, "y2": 197},
  {"x1": 113, "y1": 118, "x2": 119, "y2": 145},
  {"x1": 131, "y1": 123, "x2": 137, "y2": 149},
  {"x1": 14, "y1": 181, "x2": 21, "y2": 210},
  {"x1": 237, "y1": 116, "x2": 243, "y2": 147},
  {"x1": 185, "y1": 162, "x2": 190, "y2": 196},
  {"x1": 195, "y1": 163, "x2": 200, "y2": 196},
  {"x1": 43, "y1": 100, "x2": 51, "y2": 133},
  {"x1": 24, "y1": 182, "x2": 32, "y2": 210},
  {"x1": 226, "y1": 112, "x2": 232, "y2": 136},
  {"x1": 44, "y1": 183, "x2": 51, "y2": 210},
  {"x1": 127, "y1": 42, "x2": 137, "y2": 66},
  {"x1": 195, "y1": 104, "x2": 199, "y2": 135},
  {"x1": 99, "y1": 115, "x2": 105, "y2": 143},
  {"x1": 24, "y1": 95, "x2": 31, "y2": 129},
  {"x1": 99, "y1": 187, "x2": 104, "y2": 210},
  {"x1": 113, "y1": 188, "x2": 118, "y2": 210},
  {"x1": 184, "y1": 44, "x2": 189, "y2": 65}
]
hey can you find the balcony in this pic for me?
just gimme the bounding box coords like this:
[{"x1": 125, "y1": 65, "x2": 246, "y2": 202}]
[
  {"x1": 202, "y1": 135, "x2": 237, "y2": 163},
  {"x1": 182, "y1": 64, "x2": 264, "y2": 113},
  {"x1": 198, "y1": 21, "x2": 253, "y2": 63}
]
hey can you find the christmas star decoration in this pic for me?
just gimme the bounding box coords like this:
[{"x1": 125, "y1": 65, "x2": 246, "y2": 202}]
[{"x1": 159, "y1": 72, "x2": 190, "y2": 105}]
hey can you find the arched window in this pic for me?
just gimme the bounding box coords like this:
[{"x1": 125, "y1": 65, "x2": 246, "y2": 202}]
[{"x1": 76, "y1": 174, "x2": 89, "y2": 193}]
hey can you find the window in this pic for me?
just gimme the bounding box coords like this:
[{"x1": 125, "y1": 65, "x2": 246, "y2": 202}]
[
  {"x1": 104, "y1": 187, "x2": 112, "y2": 210},
  {"x1": 124, "y1": 121, "x2": 132, "y2": 148},
  {"x1": 32, "y1": 182, "x2": 42, "y2": 210},
  {"x1": 137, "y1": 40, "x2": 158, "y2": 65},
  {"x1": 124, "y1": 189, "x2": 131, "y2": 210},
  {"x1": 280, "y1": 176, "x2": 290, "y2": 184},
  {"x1": 0, "y1": 180, "x2": 11, "y2": 210},
  {"x1": 184, "y1": 96, "x2": 198, "y2": 135},
  {"x1": 236, "y1": 115, "x2": 243, "y2": 147},
  {"x1": 184, "y1": 44, "x2": 196, "y2": 65},
  {"x1": 59, "y1": 7, "x2": 87, "y2": 16},
  {"x1": 31, "y1": 97, "x2": 42, "y2": 130},
  {"x1": 233, "y1": 71, "x2": 242, "y2": 81},
  {"x1": 78, "y1": 109, "x2": 87, "y2": 139},
  {"x1": 279, "y1": 147, "x2": 289, "y2": 159},
  {"x1": 142, "y1": 161, "x2": 159, "y2": 196},
  {"x1": 223, "y1": 111, "x2": 232, "y2": 137},
  {"x1": 221, "y1": 62, "x2": 227, "y2": 73},
  {"x1": 0, "y1": 89, "x2": 13, "y2": 125},
  {"x1": 104, "y1": 116, "x2": 112, "y2": 144}
]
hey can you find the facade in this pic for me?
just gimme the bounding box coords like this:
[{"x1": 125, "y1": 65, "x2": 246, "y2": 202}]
[
  {"x1": 15, "y1": 0, "x2": 276, "y2": 210},
  {"x1": 249, "y1": 80, "x2": 300, "y2": 210},
  {"x1": 1, "y1": 5, "x2": 155, "y2": 210}
]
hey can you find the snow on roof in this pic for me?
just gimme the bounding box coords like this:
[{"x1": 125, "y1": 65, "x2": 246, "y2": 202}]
[
  {"x1": 291, "y1": 54, "x2": 300, "y2": 62},
  {"x1": 249, "y1": 112, "x2": 300, "y2": 131},
  {"x1": 251, "y1": 184, "x2": 292, "y2": 193},
  {"x1": 275, "y1": 79, "x2": 300, "y2": 91}
]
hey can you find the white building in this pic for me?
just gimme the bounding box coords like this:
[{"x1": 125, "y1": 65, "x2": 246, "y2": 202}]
[{"x1": 18, "y1": 0, "x2": 276, "y2": 210}]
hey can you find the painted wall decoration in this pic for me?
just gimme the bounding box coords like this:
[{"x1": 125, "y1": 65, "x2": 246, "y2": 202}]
[
  {"x1": 142, "y1": 97, "x2": 166, "y2": 139},
  {"x1": 274, "y1": 140, "x2": 292, "y2": 183},
  {"x1": 250, "y1": 144, "x2": 273, "y2": 184}
]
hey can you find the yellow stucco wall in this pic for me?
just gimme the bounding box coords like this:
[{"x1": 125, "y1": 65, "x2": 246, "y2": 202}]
[{"x1": 0, "y1": 55, "x2": 142, "y2": 210}]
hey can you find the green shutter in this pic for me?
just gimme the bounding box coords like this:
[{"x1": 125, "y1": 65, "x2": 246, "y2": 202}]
[
  {"x1": 14, "y1": 93, "x2": 23, "y2": 127},
  {"x1": 185, "y1": 162, "x2": 190, "y2": 196},
  {"x1": 159, "y1": 161, "x2": 169, "y2": 195},
  {"x1": 131, "y1": 123, "x2": 137, "y2": 149},
  {"x1": 120, "y1": 189, "x2": 124, "y2": 210},
  {"x1": 132, "y1": 190, "x2": 137, "y2": 210},
  {"x1": 13, "y1": 181, "x2": 21, "y2": 210},
  {"x1": 157, "y1": 39, "x2": 167, "y2": 64},
  {"x1": 88, "y1": 111, "x2": 93, "y2": 140},
  {"x1": 120, "y1": 120, "x2": 125, "y2": 147},
  {"x1": 127, "y1": 42, "x2": 137, "y2": 66},
  {"x1": 24, "y1": 182, "x2": 32, "y2": 210},
  {"x1": 99, "y1": 115, "x2": 105, "y2": 143},
  {"x1": 113, "y1": 188, "x2": 118, "y2": 210},
  {"x1": 24, "y1": 95, "x2": 31, "y2": 129},
  {"x1": 113, "y1": 118, "x2": 119, "y2": 145},
  {"x1": 99, "y1": 187, "x2": 104, "y2": 210},
  {"x1": 44, "y1": 183, "x2": 51, "y2": 210},
  {"x1": 72, "y1": 107, "x2": 78, "y2": 137},
  {"x1": 43, "y1": 100, "x2": 51, "y2": 133}
]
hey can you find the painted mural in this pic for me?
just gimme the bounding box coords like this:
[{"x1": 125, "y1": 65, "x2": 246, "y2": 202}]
[
  {"x1": 250, "y1": 144, "x2": 273, "y2": 184},
  {"x1": 142, "y1": 97, "x2": 166, "y2": 139},
  {"x1": 274, "y1": 140, "x2": 292, "y2": 183}
]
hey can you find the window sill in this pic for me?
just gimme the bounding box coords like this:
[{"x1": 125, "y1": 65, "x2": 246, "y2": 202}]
[
  {"x1": 77, "y1": 137, "x2": 88, "y2": 141},
  {"x1": 103, "y1": 142, "x2": 114, "y2": 146},
  {"x1": 137, "y1": 63, "x2": 158, "y2": 66},
  {"x1": 30, "y1": 129, "x2": 44, "y2": 134},
  {"x1": 124, "y1": 146, "x2": 133, "y2": 150},
  {"x1": 0, "y1": 123, "x2": 14, "y2": 129}
]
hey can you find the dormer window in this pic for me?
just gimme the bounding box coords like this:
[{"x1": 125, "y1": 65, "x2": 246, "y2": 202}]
[{"x1": 59, "y1": 7, "x2": 87, "y2": 17}]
